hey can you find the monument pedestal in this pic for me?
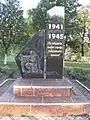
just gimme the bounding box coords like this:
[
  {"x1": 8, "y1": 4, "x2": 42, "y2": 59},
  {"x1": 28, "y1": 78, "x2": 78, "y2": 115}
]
[
  {"x1": 13, "y1": 78, "x2": 72, "y2": 97},
  {"x1": 0, "y1": 78, "x2": 89, "y2": 116}
]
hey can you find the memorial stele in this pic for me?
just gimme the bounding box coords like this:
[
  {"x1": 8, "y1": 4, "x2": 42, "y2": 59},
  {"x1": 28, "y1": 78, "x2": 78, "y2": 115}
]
[{"x1": 15, "y1": 6, "x2": 64, "y2": 80}]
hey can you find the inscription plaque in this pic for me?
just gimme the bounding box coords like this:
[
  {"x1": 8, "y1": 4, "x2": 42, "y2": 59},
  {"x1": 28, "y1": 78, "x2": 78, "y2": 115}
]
[{"x1": 46, "y1": 6, "x2": 65, "y2": 79}]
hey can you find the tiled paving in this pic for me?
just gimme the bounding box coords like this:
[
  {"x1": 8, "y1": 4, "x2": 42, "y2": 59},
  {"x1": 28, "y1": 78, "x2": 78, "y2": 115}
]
[{"x1": 13, "y1": 78, "x2": 73, "y2": 86}]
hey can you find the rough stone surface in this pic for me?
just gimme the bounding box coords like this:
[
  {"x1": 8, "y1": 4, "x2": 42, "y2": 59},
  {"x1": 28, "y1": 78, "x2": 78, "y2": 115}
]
[{"x1": 15, "y1": 30, "x2": 44, "y2": 79}]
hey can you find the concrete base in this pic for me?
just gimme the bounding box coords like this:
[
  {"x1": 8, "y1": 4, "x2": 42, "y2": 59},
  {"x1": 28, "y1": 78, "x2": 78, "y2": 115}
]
[
  {"x1": 13, "y1": 78, "x2": 73, "y2": 97},
  {"x1": 0, "y1": 78, "x2": 89, "y2": 116}
]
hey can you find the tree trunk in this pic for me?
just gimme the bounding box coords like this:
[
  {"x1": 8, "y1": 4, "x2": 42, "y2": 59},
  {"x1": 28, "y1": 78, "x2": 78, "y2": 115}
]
[
  {"x1": 82, "y1": 43, "x2": 84, "y2": 57},
  {"x1": 81, "y1": 43, "x2": 85, "y2": 62},
  {"x1": 4, "y1": 50, "x2": 7, "y2": 65},
  {"x1": 64, "y1": 36, "x2": 68, "y2": 53},
  {"x1": 4, "y1": 54, "x2": 7, "y2": 65}
]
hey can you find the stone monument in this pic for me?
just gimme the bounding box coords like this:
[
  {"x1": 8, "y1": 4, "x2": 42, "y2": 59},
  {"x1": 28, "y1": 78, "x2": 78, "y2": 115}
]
[
  {"x1": 15, "y1": 6, "x2": 64, "y2": 80},
  {"x1": 0, "y1": 6, "x2": 89, "y2": 117}
]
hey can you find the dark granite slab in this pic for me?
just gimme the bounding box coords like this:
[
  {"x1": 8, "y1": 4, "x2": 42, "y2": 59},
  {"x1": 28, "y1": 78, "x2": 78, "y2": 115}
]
[{"x1": 15, "y1": 30, "x2": 45, "y2": 78}]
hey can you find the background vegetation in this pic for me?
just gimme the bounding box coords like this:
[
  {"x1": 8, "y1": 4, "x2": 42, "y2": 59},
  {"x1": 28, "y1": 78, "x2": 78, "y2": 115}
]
[{"x1": 0, "y1": 0, "x2": 90, "y2": 88}]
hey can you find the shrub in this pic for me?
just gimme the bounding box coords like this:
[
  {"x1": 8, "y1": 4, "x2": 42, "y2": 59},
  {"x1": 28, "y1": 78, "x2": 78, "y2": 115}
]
[
  {"x1": 64, "y1": 67, "x2": 90, "y2": 82},
  {"x1": 64, "y1": 68, "x2": 74, "y2": 76}
]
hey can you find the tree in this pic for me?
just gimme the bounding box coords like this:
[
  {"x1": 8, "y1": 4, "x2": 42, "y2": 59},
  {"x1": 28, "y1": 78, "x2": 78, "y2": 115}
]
[
  {"x1": 77, "y1": 6, "x2": 90, "y2": 58},
  {"x1": 27, "y1": 0, "x2": 80, "y2": 50},
  {"x1": 0, "y1": 0, "x2": 27, "y2": 64},
  {"x1": 27, "y1": 0, "x2": 50, "y2": 32},
  {"x1": 68, "y1": 36, "x2": 81, "y2": 53},
  {"x1": 25, "y1": 10, "x2": 35, "y2": 36},
  {"x1": 64, "y1": 0, "x2": 80, "y2": 50}
]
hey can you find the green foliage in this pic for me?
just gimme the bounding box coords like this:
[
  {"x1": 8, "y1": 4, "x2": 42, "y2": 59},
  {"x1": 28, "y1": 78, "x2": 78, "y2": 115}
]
[
  {"x1": 64, "y1": 67, "x2": 90, "y2": 81},
  {"x1": 64, "y1": 67, "x2": 74, "y2": 76},
  {"x1": 64, "y1": 61, "x2": 90, "y2": 88},
  {"x1": 0, "y1": 60, "x2": 17, "y2": 76},
  {"x1": 27, "y1": 0, "x2": 48, "y2": 31},
  {"x1": 75, "y1": 6, "x2": 90, "y2": 56},
  {"x1": 67, "y1": 36, "x2": 82, "y2": 54},
  {"x1": 65, "y1": 61, "x2": 90, "y2": 69},
  {"x1": 27, "y1": 0, "x2": 80, "y2": 35},
  {"x1": 0, "y1": 0, "x2": 29, "y2": 55},
  {"x1": 25, "y1": 14, "x2": 35, "y2": 37},
  {"x1": 64, "y1": 0, "x2": 80, "y2": 38},
  {"x1": 0, "y1": 54, "x2": 17, "y2": 76}
]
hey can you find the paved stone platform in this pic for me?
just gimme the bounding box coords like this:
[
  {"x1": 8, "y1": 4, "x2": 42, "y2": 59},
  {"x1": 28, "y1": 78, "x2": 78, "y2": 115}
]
[
  {"x1": 13, "y1": 78, "x2": 73, "y2": 97},
  {"x1": 0, "y1": 78, "x2": 89, "y2": 117}
]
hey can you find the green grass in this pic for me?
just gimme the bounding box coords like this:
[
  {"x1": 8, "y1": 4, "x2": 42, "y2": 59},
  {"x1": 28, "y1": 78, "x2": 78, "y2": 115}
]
[
  {"x1": 64, "y1": 61, "x2": 90, "y2": 75},
  {"x1": 65, "y1": 61, "x2": 90, "y2": 69},
  {"x1": 82, "y1": 80, "x2": 90, "y2": 89},
  {"x1": 0, "y1": 59, "x2": 18, "y2": 76},
  {"x1": 64, "y1": 61, "x2": 90, "y2": 89}
]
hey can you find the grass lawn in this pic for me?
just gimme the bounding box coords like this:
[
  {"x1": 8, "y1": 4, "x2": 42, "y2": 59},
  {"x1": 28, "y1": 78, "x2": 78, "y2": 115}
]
[
  {"x1": 65, "y1": 61, "x2": 90, "y2": 69},
  {"x1": 0, "y1": 56, "x2": 18, "y2": 77},
  {"x1": 0, "y1": 61, "x2": 18, "y2": 74},
  {"x1": 64, "y1": 61, "x2": 90, "y2": 89}
]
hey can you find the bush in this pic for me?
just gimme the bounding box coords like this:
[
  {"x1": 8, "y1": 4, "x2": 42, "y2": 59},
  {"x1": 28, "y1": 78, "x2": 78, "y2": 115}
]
[
  {"x1": 0, "y1": 61, "x2": 18, "y2": 76},
  {"x1": 64, "y1": 61, "x2": 90, "y2": 88},
  {"x1": 64, "y1": 68, "x2": 74, "y2": 76},
  {"x1": 64, "y1": 67, "x2": 90, "y2": 82},
  {"x1": 71, "y1": 72, "x2": 87, "y2": 81},
  {"x1": 73, "y1": 68, "x2": 88, "y2": 75}
]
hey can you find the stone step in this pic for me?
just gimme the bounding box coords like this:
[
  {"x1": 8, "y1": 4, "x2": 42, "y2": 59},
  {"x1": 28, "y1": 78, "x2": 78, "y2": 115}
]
[
  {"x1": 13, "y1": 78, "x2": 73, "y2": 97},
  {"x1": 0, "y1": 84, "x2": 89, "y2": 117}
]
